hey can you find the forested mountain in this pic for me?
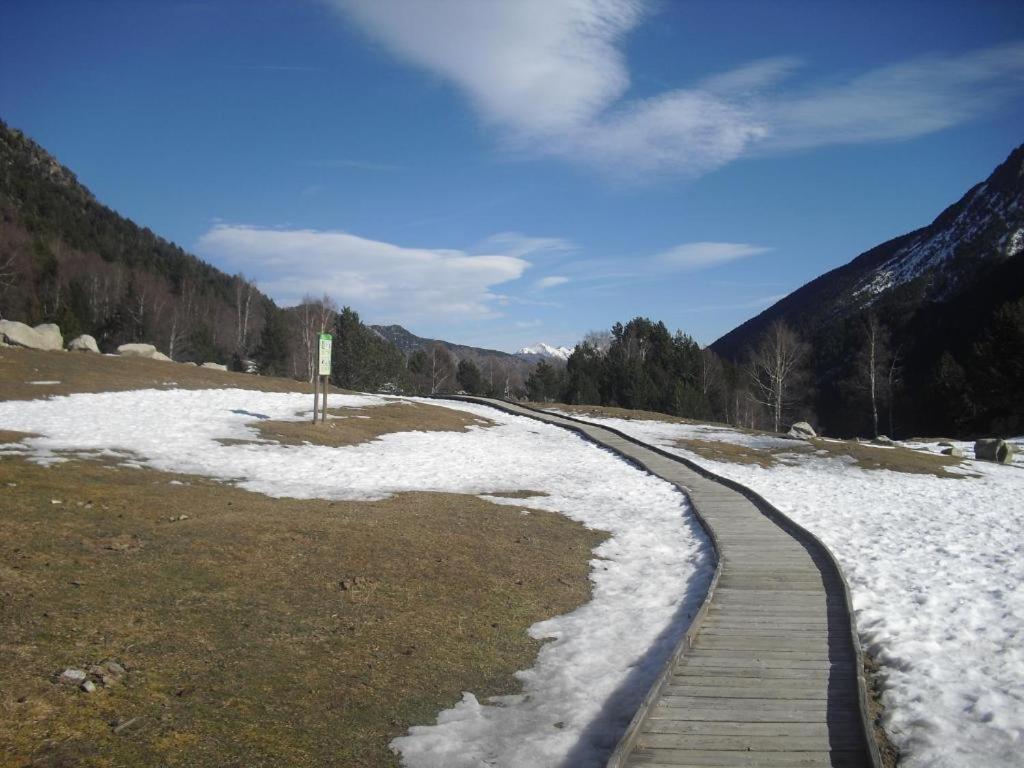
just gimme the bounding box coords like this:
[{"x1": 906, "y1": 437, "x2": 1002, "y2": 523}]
[
  {"x1": 711, "y1": 143, "x2": 1024, "y2": 438},
  {"x1": 370, "y1": 324, "x2": 534, "y2": 389},
  {"x1": 0, "y1": 119, "x2": 281, "y2": 366}
]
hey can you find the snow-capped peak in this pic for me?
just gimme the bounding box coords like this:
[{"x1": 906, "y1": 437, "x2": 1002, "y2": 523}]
[{"x1": 516, "y1": 343, "x2": 573, "y2": 361}]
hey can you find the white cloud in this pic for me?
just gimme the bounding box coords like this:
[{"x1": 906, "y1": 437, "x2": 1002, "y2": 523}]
[
  {"x1": 472, "y1": 231, "x2": 576, "y2": 259},
  {"x1": 337, "y1": 0, "x2": 642, "y2": 137},
  {"x1": 331, "y1": 0, "x2": 1024, "y2": 178},
  {"x1": 654, "y1": 242, "x2": 770, "y2": 271},
  {"x1": 536, "y1": 275, "x2": 570, "y2": 289},
  {"x1": 195, "y1": 224, "x2": 529, "y2": 322}
]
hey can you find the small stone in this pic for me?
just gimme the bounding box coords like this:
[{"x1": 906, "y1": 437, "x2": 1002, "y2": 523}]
[
  {"x1": 80, "y1": 680, "x2": 97, "y2": 693},
  {"x1": 941, "y1": 447, "x2": 964, "y2": 458},
  {"x1": 102, "y1": 659, "x2": 127, "y2": 676},
  {"x1": 787, "y1": 421, "x2": 816, "y2": 439},
  {"x1": 59, "y1": 668, "x2": 87, "y2": 685},
  {"x1": 872, "y1": 435, "x2": 894, "y2": 445},
  {"x1": 50, "y1": 499, "x2": 62, "y2": 505},
  {"x1": 112, "y1": 716, "x2": 141, "y2": 734},
  {"x1": 975, "y1": 438, "x2": 1015, "y2": 464}
]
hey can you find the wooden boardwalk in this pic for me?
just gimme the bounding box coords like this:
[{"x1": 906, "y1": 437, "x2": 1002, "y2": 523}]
[{"x1": 444, "y1": 397, "x2": 880, "y2": 768}]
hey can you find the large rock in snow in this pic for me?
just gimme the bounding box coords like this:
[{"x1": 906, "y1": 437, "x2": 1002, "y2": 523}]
[
  {"x1": 974, "y1": 438, "x2": 1015, "y2": 464},
  {"x1": 116, "y1": 343, "x2": 172, "y2": 362},
  {"x1": 67, "y1": 334, "x2": 100, "y2": 353},
  {"x1": 200, "y1": 362, "x2": 227, "y2": 371},
  {"x1": 0, "y1": 320, "x2": 64, "y2": 351},
  {"x1": 787, "y1": 421, "x2": 816, "y2": 439}
]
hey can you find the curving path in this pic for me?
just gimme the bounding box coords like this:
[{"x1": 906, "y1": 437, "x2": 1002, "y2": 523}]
[{"x1": 441, "y1": 397, "x2": 881, "y2": 768}]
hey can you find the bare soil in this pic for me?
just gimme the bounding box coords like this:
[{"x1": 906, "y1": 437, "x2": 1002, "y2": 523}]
[
  {"x1": 0, "y1": 347, "x2": 353, "y2": 401},
  {"x1": 250, "y1": 402, "x2": 494, "y2": 448}
]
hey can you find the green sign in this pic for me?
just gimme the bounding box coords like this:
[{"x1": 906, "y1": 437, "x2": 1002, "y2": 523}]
[{"x1": 318, "y1": 333, "x2": 333, "y2": 376}]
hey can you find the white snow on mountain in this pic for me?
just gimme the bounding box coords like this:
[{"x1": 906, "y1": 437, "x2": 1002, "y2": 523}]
[
  {"x1": 855, "y1": 179, "x2": 1022, "y2": 300},
  {"x1": 516, "y1": 343, "x2": 574, "y2": 361}
]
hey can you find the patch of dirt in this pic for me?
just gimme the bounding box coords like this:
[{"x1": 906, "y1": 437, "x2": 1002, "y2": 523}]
[
  {"x1": 248, "y1": 402, "x2": 494, "y2": 448},
  {"x1": 0, "y1": 456, "x2": 605, "y2": 767},
  {"x1": 0, "y1": 347, "x2": 355, "y2": 401},
  {"x1": 483, "y1": 490, "x2": 549, "y2": 499},
  {"x1": 808, "y1": 438, "x2": 968, "y2": 479},
  {"x1": 864, "y1": 652, "x2": 901, "y2": 768},
  {"x1": 0, "y1": 429, "x2": 37, "y2": 444},
  {"x1": 672, "y1": 438, "x2": 784, "y2": 468}
]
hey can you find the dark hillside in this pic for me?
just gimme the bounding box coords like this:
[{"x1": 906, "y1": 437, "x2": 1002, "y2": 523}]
[
  {"x1": 711, "y1": 143, "x2": 1024, "y2": 438},
  {"x1": 0, "y1": 119, "x2": 271, "y2": 363}
]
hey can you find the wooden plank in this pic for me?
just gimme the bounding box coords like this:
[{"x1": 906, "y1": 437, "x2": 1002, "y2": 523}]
[
  {"x1": 628, "y1": 747, "x2": 867, "y2": 766},
  {"x1": 638, "y1": 733, "x2": 866, "y2": 751},
  {"x1": 639, "y1": 720, "x2": 852, "y2": 737}
]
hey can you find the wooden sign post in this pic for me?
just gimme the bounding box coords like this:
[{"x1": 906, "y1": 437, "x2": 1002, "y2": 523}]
[{"x1": 313, "y1": 332, "x2": 332, "y2": 424}]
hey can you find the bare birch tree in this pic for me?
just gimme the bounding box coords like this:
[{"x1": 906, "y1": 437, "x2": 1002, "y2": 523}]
[
  {"x1": 429, "y1": 343, "x2": 455, "y2": 394},
  {"x1": 234, "y1": 274, "x2": 255, "y2": 355},
  {"x1": 748, "y1": 321, "x2": 808, "y2": 433}
]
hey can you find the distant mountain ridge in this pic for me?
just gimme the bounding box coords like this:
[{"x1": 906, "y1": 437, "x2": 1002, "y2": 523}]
[{"x1": 369, "y1": 324, "x2": 537, "y2": 388}]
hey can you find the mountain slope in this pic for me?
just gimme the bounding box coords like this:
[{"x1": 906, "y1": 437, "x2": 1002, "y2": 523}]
[
  {"x1": 711, "y1": 143, "x2": 1024, "y2": 437},
  {"x1": 712, "y1": 143, "x2": 1024, "y2": 361},
  {"x1": 0, "y1": 119, "x2": 274, "y2": 361},
  {"x1": 369, "y1": 324, "x2": 534, "y2": 387}
]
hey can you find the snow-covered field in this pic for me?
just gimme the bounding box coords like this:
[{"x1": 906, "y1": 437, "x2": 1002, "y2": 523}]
[
  {"x1": 547, "y1": 409, "x2": 1024, "y2": 768},
  {"x1": 0, "y1": 389, "x2": 712, "y2": 767}
]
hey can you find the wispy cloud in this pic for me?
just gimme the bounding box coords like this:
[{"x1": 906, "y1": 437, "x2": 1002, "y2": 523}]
[
  {"x1": 473, "y1": 232, "x2": 576, "y2": 259},
  {"x1": 653, "y1": 242, "x2": 770, "y2": 271},
  {"x1": 536, "y1": 275, "x2": 570, "y2": 289},
  {"x1": 331, "y1": 0, "x2": 1024, "y2": 178},
  {"x1": 195, "y1": 224, "x2": 530, "y2": 322}
]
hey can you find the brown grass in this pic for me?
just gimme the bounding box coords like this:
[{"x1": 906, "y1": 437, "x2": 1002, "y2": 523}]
[
  {"x1": 249, "y1": 402, "x2": 493, "y2": 448},
  {"x1": 0, "y1": 456, "x2": 605, "y2": 768},
  {"x1": 0, "y1": 347, "x2": 353, "y2": 401},
  {"x1": 808, "y1": 438, "x2": 968, "y2": 478},
  {"x1": 0, "y1": 349, "x2": 607, "y2": 766},
  {"x1": 672, "y1": 438, "x2": 782, "y2": 468}
]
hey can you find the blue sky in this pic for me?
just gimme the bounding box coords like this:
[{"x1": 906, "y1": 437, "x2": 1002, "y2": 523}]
[{"x1": 2, "y1": 1, "x2": 1023, "y2": 351}]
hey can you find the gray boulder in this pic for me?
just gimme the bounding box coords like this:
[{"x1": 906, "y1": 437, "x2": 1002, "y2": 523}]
[
  {"x1": 200, "y1": 362, "x2": 228, "y2": 371},
  {"x1": 116, "y1": 343, "x2": 172, "y2": 362},
  {"x1": 0, "y1": 320, "x2": 64, "y2": 351},
  {"x1": 67, "y1": 334, "x2": 100, "y2": 353},
  {"x1": 787, "y1": 421, "x2": 816, "y2": 439},
  {"x1": 974, "y1": 438, "x2": 1015, "y2": 464},
  {"x1": 872, "y1": 435, "x2": 894, "y2": 446},
  {"x1": 941, "y1": 446, "x2": 965, "y2": 458}
]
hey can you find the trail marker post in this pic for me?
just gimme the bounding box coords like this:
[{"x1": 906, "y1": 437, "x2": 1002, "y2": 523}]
[{"x1": 314, "y1": 333, "x2": 332, "y2": 424}]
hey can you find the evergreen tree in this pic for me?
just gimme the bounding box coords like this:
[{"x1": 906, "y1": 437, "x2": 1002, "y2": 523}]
[
  {"x1": 254, "y1": 306, "x2": 290, "y2": 376},
  {"x1": 456, "y1": 359, "x2": 484, "y2": 395},
  {"x1": 970, "y1": 298, "x2": 1024, "y2": 434},
  {"x1": 526, "y1": 359, "x2": 562, "y2": 402}
]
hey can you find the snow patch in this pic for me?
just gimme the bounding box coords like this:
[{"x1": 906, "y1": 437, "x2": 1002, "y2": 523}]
[
  {"x1": 0, "y1": 389, "x2": 712, "y2": 767},
  {"x1": 555, "y1": 410, "x2": 1024, "y2": 768}
]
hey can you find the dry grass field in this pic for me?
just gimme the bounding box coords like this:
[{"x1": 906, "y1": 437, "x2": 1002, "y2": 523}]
[{"x1": 0, "y1": 349, "x2": 605, "y2": 767}]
